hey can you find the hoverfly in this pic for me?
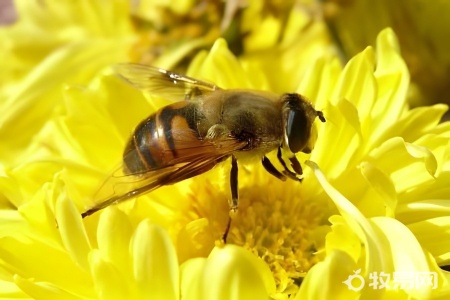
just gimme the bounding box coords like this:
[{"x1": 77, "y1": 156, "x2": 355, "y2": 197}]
[{"x1": 82, "y1": 64, "x2": 326, "y2": 241}]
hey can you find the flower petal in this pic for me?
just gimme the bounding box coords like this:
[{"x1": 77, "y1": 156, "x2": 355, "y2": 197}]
[
  {"x1": 376, "y1": 104, "x2": 449, "y2": 144},
  {"x1": 407, "y1": 216, "x2": 450, "y2": 265},
  {"x1": 198, "y1": 245, "x2": 276, "y2": 300},
  {"x1": 359, "y1": 161, "x2": 397, "y2": 216},
  {"x1": 0, "y1": 39, "x2": 130, "y2": 153},
  {"x1": 130, "y1": 220, "x2": 179, "y2": 300},
  {"x1": 89, "y1": 249, "x2": 132, "y2": 300},
  {"x1": 97, "y1": 207, "x2": 133, "y2": 274},
  {"x1": 326, "y1": 215, "x2": 362, "y2": 263},
  {"x1": 180, "y1": 257, "x2": 207, "y2": 300},
  {"x1": 55, "y1": 189, "x2": 91, "y2": 271},
  {"x1": 306, "y1": 161, "x2": 386, "y2": 275},
  {"x1": 295, "y1": 250, "x2": 358, "y2": 300},
  {"x1": 371, "y1": 28, "x2": 409, "y2": 138},
  {"x1": 371, "y1": 217, "x2": 434, "y2": 299},
  {"x1": 369, "y1": 137, "x2": 437, "y2": 192},
  {"x1": 188, "y1": 38, "x2": 252, "y2": 89},
  {"x1": 332, "y1": 46, "x2": 376, "y2": 124},
  {"x1": 14, "y1": 274, "x2": 87, "y2": 300}
]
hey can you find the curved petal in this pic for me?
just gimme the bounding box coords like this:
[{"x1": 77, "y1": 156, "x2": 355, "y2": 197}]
[
  {"x1": 14, "y1": 275, "x2": 84, "y2": 300},
  {"x1": 371, "y1": 217, "x2": 435, "y2": 299},
  {"x1": 89, "y1": 249, "x2": 132, "y2": 300},
  {"x1": 96, "y1": 207, "x2": 133, "y2": 274},
  {"x1": 306, "y1": 160, "x2": 386, "y2": 276},
  {"x1": 130, "y1": 220, "x2": 179, "y2": 300},
  {"x1": 296, "y1": 250, "x2": 359, "y2": 300},
  {"x1": 182, "y1": 245, "x2": 276, "y2": 300},
  {"x1": 56, "y1": 189, "x2": 91, "y2": 271}
]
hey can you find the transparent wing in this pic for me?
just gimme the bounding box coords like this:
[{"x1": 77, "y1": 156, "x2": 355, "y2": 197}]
[
  {"x1": 113, "y1": 63, "x2": 221, "y2": 102},
  {"x1": 82, "y1": 134, "x2": 246, "y2": 218}
]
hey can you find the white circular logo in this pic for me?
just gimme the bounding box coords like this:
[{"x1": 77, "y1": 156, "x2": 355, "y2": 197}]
[{"x1": 342, "y1": 269, "x2": 365, "y2": 292}]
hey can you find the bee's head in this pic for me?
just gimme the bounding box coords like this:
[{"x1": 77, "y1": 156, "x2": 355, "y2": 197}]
[{"x1": 281, "y1": 93, "x2": 326, "y2": 154}]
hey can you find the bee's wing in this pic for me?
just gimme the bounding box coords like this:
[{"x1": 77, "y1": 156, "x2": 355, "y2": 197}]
[
  {"x1": 82, "y1": 132, "x2": 246, "y2": 218},
  {"x1": 113, "y1": 63, "x2": 220, "y2": 102}
]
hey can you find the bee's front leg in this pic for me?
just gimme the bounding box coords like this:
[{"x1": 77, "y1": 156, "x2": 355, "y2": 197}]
[{"x1": 277, "y1": 147, "x2": 303, "y2": 181}]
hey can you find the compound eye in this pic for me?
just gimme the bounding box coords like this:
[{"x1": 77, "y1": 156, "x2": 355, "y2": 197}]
[{"x1": 286, "y1": 109, "x2": 308, "y2": 153}]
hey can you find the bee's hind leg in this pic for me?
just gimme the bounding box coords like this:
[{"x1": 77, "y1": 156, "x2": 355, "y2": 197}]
[{"x1": 223, "y1": 156, "x2": 239, "y2": 243}]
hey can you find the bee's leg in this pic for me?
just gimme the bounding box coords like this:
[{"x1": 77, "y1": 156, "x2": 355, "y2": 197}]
[
  {"x1": 222, "y1": 217, "x2": 232, "y2": 243},
  {"x1": 185, "y1": 87, "x2": 202, "y2": 100},
  {"x1": 277, "y1": 147, "x2": 302, "y2": 181},
  {"x1": 289, "y1": 155, "x2": 303, "y2": 176},
  {"x1": 262, "y1": 156, "x2": 287, "y2": 181},
  {"x1": 223, "y1": 155, "x2": 239, "y2": 243},
  {"x1": 230, "y1": 155, "x2": 239, "y2": 211}
]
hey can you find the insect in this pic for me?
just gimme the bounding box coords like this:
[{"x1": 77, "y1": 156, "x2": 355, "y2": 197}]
[{"x1": 82, "y1": 64, "x2": 326, "y2": 241}]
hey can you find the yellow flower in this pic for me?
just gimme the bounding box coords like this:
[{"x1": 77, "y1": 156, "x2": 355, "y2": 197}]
[
  {"x1": 0, "y1": 0, "x2": 332, "y2": 171},
  {"x1": 322, "y1": 0, "x2": 450, "y2": 107},
  {"x1": 1, "y1": 2, "x2": 450, "y2": 299},
  {"x1": 2, "y1": 26, "x2": 450, "y2": 299},
  {"x1": 0, "y1": 0, "x2": 134, "y2": 171}
]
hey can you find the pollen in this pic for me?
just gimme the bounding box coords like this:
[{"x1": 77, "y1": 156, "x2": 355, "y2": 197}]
[{"x1": 184, "y1": 163, "x2": 330, "y2": 294}]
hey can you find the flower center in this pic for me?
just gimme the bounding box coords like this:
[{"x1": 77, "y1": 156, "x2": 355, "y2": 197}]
[
  {"x1": 182, "y1": 163, "x2": 331, "y2": 295},
  {"x1": 227, "y1": 169, "x2": 328, "y2": 294}
]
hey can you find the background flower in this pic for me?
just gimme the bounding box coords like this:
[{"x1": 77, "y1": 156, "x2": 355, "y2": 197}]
[{"x1": 322, "y1": 0, "x2": 450, "y2": 109}]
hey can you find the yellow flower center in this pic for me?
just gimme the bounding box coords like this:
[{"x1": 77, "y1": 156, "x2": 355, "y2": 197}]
[
  {"x1": 181, "y1": 162, "x2": 331, "y2": 294},
  {"x1": 230, "y1": 174, "x2": 327, "y2": 293}
]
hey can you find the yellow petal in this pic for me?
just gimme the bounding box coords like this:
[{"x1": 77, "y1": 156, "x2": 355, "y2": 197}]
[
  {"x1": 326, "y1": 215, "x2": 362, "y2": 263},
  {"x1": 359, "y1": 161, "x2": 397, "y2": 216},
  {"x1": 376, "y1": 104, "x2": 448, "y2": 144},
  {"x1": 14, "y1": 275, "x2": 83, "y2": 300},
  {"x1": 243, "y1": 15, "x2": 281, "y2": 52},
  {"x1": 130, "y1": 220, "x2": 179, "y2": 300},
  {"x1": 371, "y1": 28, "x2": 409, "y2": 141},
  {"x1": 0, "y1": 233, "x2": 92, "y2": 297},
  {"x1": 0, "y1": 279, "x2": 27, "y2": 298},
  {"x1": 0, "y1": 39, "x2": 130, "y2": 149},
  {"x1": 306, "y1": 161, "x2": 386, "y2": 275},
  {"x1": 89, "y1": 249, "x2": 132, "y2": 300},
  {"x1": 332, "y1": 46, "x2": 376, "y2": 123},
  {"x1": 96, "y1": 207, "x2": 133, "y2": 274},
  {"x1": 371, "y1": 217, "x2": 433, "y2": 299},
  {"x1": 188, "y1": 38, "x2": 252, "y2": 89},
  {"x1": 408, "y1": 216, "x2": 450, "y2": 265},
  {"x1": 295, "y1": 250, "x2": 358, "y2": 300},
  {"x1": 181, "y1": 245, "x2": 276, "y2": 299},
  {"x1": 368, "y1": 137, "x2": 437, "y2": 192},
  {"x1": 297, "y1": 56, "x2": 341, "y2": 108},
  {"x1": 55, "y1": 189, "x2": 91, "y2": 271},
  {"x1": 180, "y1": 257, "x2": 207, "y2": 300},
  {"x1": 177, "y1": 218, "x2": 215, "y2": 263},
  {"x1": 201, "y1": 245, "x2": 276, "y2": 300}
]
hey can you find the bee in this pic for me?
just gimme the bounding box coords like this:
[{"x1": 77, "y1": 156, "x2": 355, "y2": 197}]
[{"x1": 82, "y1": 64, "x2": 326, "y2": 240}]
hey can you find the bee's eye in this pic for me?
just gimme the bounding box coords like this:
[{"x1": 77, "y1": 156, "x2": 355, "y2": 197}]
[{"x1": 286, "y1": 109, "x2": 308, "y2": 153}]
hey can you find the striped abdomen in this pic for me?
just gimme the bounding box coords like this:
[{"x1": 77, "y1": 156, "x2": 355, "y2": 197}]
[{"x1": 123, "y1": 101, "x2": 203, "y2": 174}]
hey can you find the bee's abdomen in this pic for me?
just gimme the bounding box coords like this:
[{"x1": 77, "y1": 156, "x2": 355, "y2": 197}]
[
  {"x1": 123, "y1": 114, "x2": 161, "y2": 174},
  {"x1": 123, "y1": 102, "x2": 201, "y2": 175}
]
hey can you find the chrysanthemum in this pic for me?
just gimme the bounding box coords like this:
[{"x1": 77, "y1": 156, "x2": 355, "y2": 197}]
[
  {"x1": 1, "y1": 2, "x2": 450, "y2": 300},
  {"x1": 1, "y1": 26, "x2": 449, "y2": 299},
  {"x1": 0, "y1": 0, "x2": 331, "y2": 172},
  {"x1": 321, "y1": 0, "x2": 450, "y2": 108}
]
